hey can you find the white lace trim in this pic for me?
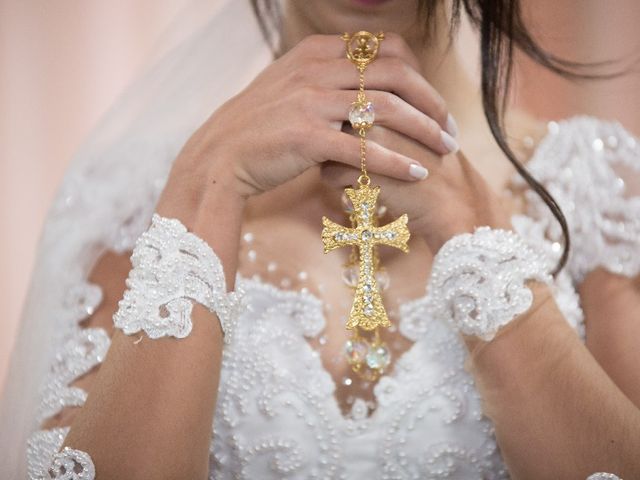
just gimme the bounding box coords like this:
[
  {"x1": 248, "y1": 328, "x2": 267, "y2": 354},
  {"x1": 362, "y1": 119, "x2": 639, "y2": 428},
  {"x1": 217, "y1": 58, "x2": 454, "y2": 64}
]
[
  {"x1": 40, "y1": 447, "x2": 95, "y2": 480},
  {"x1": 36, "y1": 328, "x2": 110, "y2": 423},
  {"x1": 27, "y1": 428, "x2": 69, "y2": 479},
  {"x1": 517, "y1": 116, "x2": 640, "y2": 283},
  {"x1": 427, "y1": 227, "x2": 552, "y2": 341},
  {"x1": 113, "y1": 213, "x2": 244, "y2": 343},
  {"x1": 510, "y1": 214, "x2": 585, "y2": 338},
  {"x1": 586, "y1": 474, "x2": 622, "y2": 480},
  {"x1": 26, "y1": 278, "x2": 107, "y2": 479}
]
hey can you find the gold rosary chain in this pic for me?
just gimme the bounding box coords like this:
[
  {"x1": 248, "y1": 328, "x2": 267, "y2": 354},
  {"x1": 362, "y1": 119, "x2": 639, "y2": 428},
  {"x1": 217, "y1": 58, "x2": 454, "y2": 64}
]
[
  {"x1": 357, "y1": 68, "x2": 369, "y2": 186},
  {"x1": 359, "y1": 133, "x2": 367, "y2": 180}
]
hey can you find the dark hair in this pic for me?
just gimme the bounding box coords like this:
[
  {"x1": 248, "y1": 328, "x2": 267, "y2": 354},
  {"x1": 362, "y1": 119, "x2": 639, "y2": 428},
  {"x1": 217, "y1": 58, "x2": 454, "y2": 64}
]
[{"x1": 249, "y1": 0, "x2": 616, "y2": 275}]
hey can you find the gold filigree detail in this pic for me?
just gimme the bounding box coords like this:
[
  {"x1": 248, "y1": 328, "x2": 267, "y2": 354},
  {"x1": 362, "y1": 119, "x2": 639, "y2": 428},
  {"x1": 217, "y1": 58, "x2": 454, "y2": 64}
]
[{"x1": 322, "y1": 184, "x2": 410, "y2": 331}]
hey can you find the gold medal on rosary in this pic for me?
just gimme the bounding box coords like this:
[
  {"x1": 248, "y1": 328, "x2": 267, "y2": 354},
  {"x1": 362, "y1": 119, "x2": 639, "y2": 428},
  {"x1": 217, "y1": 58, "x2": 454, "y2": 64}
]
[{"x1": 321, "y1": 31, "x2": 410, "y2": 381}]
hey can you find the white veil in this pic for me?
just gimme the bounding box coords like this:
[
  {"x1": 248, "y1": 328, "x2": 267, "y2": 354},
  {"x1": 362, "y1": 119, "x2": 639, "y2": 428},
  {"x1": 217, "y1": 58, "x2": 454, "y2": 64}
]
[{"x1": 0, "y1": 1, "x2": 273, "y2": 477}]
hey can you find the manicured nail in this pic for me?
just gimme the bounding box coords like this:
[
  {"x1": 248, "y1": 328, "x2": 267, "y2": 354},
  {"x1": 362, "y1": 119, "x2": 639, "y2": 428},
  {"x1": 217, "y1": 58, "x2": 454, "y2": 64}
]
[
  {"x1": 441, "y1": 130, "x2": 460, "y2": 153},
  {"x1": 446, "y1": 113, "x2": 459, "y2": 137},
  {"x1": 409, "y1": 163, "x2": 429, "y2": 180}
]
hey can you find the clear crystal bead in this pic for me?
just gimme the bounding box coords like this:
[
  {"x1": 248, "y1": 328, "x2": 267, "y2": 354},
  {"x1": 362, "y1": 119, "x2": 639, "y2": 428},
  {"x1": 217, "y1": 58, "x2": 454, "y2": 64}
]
[
  {"x1": 366, "y1": 344, "x2": 391, "y2": 370},
  {"x1": 349, "y1": 101, "x2": 375, "y2": 128},
  {"x1": 345, "y1": 339, "x2": 368, "y2": 364},
  {"x1": 341, "y1": 265, "x2": 359, "y2": 287}
]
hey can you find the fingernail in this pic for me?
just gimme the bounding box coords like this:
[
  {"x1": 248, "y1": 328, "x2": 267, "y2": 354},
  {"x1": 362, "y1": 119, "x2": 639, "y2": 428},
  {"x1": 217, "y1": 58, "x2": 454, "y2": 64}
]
[
  {"x1": 441, "y1": 130, "x2": 460, "y2": 153},
  {"x1": 409, "y1": 163, "x2": 429, "y2": 180},
  {"x1": 446, "y1": 113, "x2": 459, "y2": 137}
]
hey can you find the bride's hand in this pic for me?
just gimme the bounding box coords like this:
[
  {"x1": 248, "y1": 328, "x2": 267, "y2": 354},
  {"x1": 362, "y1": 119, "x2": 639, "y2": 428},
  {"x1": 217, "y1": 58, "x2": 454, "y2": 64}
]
[
  {"x1": 321, "y1": 125, "x2": 512, "y2": 253},
  {"x1": 167, "y1": 32, "x2": 459, "y2": 202}
]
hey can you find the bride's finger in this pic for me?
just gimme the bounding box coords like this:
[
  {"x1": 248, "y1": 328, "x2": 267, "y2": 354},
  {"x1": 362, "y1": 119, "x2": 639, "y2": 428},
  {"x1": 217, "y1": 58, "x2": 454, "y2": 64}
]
[
  {"x1": 287, "y1": 33, "x2": 456, "y2": 134},
  {"x1": 314, "y1": 130, "x2": 430, "y2": 182},
  {"x1": 319, "y1": 89, "x2": 458, "y2": 156},
  {"x1": 294, "y1": 56, "x2": 454, "y2": 136}
]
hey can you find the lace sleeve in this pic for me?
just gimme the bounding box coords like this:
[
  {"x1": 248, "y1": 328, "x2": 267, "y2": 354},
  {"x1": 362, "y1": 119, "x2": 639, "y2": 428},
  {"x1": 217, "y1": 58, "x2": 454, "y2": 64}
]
[
  {"x1": 25, "y1": 283, "x2": 108, "y2": 479},
  {"x1": 517, "y1": 116, "x2": 640, "y2": 283},
  {"x1": 26, "y1": 214, "x2": 244, "y2": 479}
]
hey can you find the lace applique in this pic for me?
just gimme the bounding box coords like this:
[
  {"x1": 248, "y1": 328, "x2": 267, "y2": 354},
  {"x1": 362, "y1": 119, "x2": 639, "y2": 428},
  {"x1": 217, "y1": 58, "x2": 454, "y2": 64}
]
[
  {"x1": 211, "y1": 277, "x2": 343, "y2": 478},
  {"x1": 109, "y1": 200, "x2": 159, "y2": 254},
  {"x1": 42, "y1": 447, "x2": 95, "y2": 480},
  {"x1": 426, "y1": 227, "x2": 552, "y2": 341},
  {"x1": 113, "y1": 214, "x2": 243, "y2": 342},
  {"x1": 510, "y1": 214, "x2": 585, "y2": 334},
  {"x1": 36, "y1": 328, "x2": 110, "y2": 423},
  {"x1": 35, "y1": 281, "x2": 108, "y2": 423},
  {"x1": 27, "y1": 428, "x2": 69, "y2": 479},
  {"x1": 514, "y1": 116, "x2": 640, "y2": 283},
  {"x1": 61, "y1": 283, "x2": 103, "y2": 327},
  {"x1": 235, "y1": 275, "x2": 326, "y2": 338},
  {"x1": 586, "y1": 474, "x2": 622, "y2": 480},
  {"x1": 27, "y1": 279, "x2": 107, "y2": 479}
]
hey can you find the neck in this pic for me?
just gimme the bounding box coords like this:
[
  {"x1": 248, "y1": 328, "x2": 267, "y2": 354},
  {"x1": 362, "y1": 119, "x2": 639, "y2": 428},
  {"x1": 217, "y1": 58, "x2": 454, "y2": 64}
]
[{"x1": 277, "y1": 1, "x2": 487, "y2": 139}]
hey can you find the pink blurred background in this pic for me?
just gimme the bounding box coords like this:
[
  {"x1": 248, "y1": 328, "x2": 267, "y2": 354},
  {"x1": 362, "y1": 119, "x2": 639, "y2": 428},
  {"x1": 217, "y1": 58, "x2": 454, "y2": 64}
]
[{"x1": 1, "y1": 0, "x2": 639, "y2": 393}]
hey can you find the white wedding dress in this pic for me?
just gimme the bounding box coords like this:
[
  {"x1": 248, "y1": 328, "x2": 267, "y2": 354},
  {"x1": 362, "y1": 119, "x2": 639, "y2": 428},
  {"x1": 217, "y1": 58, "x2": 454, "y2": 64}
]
[{"x1": 1, "y1": 1, "x2": 639, "y2": 479}]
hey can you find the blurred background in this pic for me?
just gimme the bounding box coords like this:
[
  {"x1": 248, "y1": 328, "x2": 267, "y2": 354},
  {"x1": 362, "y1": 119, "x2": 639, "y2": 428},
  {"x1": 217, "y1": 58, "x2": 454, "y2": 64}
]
[{"x1": 0, "y1": 0, "x2": 639, "y2": 393}]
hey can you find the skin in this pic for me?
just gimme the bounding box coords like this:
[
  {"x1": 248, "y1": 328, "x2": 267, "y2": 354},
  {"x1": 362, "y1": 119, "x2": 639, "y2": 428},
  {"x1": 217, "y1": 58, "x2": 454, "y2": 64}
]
[{"x1": 49, "y1": 1, "x2": 640, "y2": 478}]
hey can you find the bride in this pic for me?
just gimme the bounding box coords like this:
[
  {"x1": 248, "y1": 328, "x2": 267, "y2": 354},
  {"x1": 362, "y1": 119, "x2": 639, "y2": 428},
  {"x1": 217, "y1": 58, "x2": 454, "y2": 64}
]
[{"x1": 2, "y1": 0, "x2": 639, "y2": 478}]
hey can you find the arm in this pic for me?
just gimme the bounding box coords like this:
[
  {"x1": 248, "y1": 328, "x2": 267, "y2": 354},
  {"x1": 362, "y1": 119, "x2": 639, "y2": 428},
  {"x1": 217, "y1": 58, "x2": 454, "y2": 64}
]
[
  {"x1": 464, "y1": 117, "x2": 640, "y2": 478},
  {"x1": 58, "y1": 155, "x2": 246, "y2": 480},
  {"x1": 463, "y1": 281, "x2": 640, "y2": 479},
  {"x1": 580, "y1": 269, "x2": 640, "y2": 409},
  {"x1": 420, "y1": 219, "x2": 640, "y2": 479}
]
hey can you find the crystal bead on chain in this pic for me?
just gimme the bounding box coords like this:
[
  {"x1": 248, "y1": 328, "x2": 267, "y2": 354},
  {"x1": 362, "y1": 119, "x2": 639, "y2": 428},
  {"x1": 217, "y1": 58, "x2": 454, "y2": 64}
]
[{"x1": 349, "y1": 101, "x2": 375, "y2": 130}]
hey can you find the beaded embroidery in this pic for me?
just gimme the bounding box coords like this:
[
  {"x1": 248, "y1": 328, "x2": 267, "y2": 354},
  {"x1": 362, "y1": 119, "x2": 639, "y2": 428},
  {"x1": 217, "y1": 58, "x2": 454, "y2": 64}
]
[
  {"x1": 42, "y1": 447, "x2": 95, "y2": 480},
  {"x1": 113, "y1": 213, "x2": 243, "y2": 342},
  {"x1": 36, "y1": 328, "x2": 110, "y2": 423},
  {"x1": 427, "y1": 227, "x2": 552, "y2": 341},
  {"x1": 27, "y1": 428, "x2": 70, "y2": 479},
  {"x1": 515, "y1": 116, "x2": 640, "y2": 283}
]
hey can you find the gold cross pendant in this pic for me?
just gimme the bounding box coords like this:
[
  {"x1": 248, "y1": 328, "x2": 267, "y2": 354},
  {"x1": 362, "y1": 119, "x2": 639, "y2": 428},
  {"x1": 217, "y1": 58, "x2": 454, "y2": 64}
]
[{"x1": 322, "y1": 182, "x2": 410, "y2": 331}]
